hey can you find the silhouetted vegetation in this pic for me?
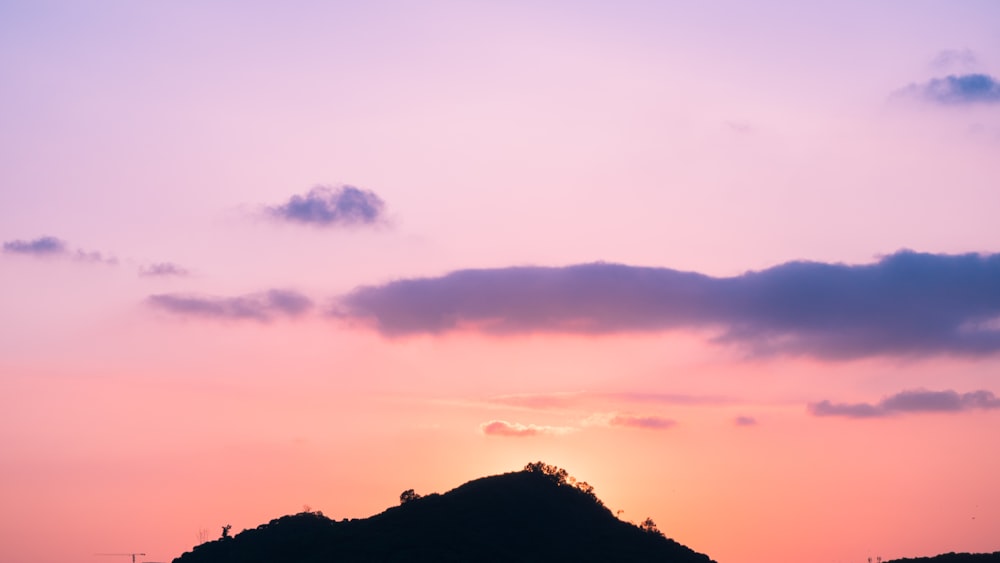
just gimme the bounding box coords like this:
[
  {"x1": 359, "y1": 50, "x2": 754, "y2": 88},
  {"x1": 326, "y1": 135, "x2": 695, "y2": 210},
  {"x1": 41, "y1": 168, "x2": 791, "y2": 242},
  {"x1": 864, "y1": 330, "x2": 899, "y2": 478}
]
[
  {"x1": 523, "y1": 461, "x2": 600, "y2": 504},
  {"x1": 173, "y1": 463, "x2": 716, "y2": 563},
  {"x1": 640, "y1": 517, "x2": 663, "y2": 537},
  {"x1": 398, "y1": 488, "x2": 421, "y2": 505},
  {"x1": 885, "y1": 553, "x2": 1000, "y2": 563}
]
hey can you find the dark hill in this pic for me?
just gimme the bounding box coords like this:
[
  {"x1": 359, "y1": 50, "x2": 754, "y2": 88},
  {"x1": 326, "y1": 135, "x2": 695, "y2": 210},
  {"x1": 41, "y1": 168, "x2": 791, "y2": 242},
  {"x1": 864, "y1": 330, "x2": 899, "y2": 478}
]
[
  {"x1": 173, "y1": 462, "x2": 716, "y2": 563},
  {"x1": 885, "y1": 553, "x2": 1000, "y2": 563}
]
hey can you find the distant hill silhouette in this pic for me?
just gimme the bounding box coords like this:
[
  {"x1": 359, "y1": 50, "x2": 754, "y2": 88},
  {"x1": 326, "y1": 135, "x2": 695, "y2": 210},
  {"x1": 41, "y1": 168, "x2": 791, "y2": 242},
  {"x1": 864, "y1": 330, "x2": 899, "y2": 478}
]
[
  {"x1": 173, "y1": 462, "x2": 716, "y2": 563},
  {"x1": 885, "y1": 553, "x2": 1000, "y2": 563}
]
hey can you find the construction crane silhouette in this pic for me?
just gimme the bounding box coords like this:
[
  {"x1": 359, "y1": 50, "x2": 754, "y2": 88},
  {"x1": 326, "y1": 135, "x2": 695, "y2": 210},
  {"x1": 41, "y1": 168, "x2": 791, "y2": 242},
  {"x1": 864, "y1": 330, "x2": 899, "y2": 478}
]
[{"x1": 96, "y1": 553, "x2": 145, "y2": 563}]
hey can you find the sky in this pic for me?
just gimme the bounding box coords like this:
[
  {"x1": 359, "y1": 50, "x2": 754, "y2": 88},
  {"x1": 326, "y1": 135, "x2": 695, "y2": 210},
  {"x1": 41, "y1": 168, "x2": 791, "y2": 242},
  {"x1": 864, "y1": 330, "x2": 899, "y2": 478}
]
[{"x1": 2, "y1": 1, "x2": 1000, "y2": 562}]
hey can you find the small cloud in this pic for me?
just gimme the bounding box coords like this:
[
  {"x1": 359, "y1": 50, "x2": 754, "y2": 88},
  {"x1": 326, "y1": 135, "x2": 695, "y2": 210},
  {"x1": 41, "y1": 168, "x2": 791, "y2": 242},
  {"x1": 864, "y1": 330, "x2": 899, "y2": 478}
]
[
  {"x1": 931, "y1": 48, "x2": 978, "y2": 71},
  {"x1": 139, "y1": 262, "x2": 189, "y2": 277},
  {"x1": 809, "y1": 388, "x2": 1000, "y2": 418},
  {"x1": 734, "y1": 415, "x2": 757, "y2": 426},
  {"x1": 3, "y1": 236, "x2": 68, "y2": 256},
  {"x1": 479, "y1": 419, "x2": 575, "y2": 437},
  {"x1": 584, "y1": 412, "x2": 676, "y2": 430},
  {"x1": 898, "y1": 73, "x2": 1000, "y2": 105},
  {"x1": 147, "y1": 289, "x2": 313, "y2": 322},
  {"x1": 724, "y1": 120, "x2": 754, "y2": 134},
  {"x1": 73, "y1": 249, "x2": 117, "y2": 265},
  {"x1": 268, "y1": 185, "x2": 386, "y2": 227}
]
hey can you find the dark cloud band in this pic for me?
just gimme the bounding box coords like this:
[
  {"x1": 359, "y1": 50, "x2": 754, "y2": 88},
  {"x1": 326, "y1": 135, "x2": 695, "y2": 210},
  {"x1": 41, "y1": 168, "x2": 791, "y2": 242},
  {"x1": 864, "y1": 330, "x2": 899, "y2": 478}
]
[{"x1": 335, "y1": 250, "x2": 1000, "y2": 359}]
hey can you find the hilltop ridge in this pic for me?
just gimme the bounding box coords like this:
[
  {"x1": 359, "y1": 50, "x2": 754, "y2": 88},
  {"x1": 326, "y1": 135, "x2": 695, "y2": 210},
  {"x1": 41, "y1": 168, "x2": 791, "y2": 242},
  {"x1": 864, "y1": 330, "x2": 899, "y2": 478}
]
[{"x1": 173, "y1": 462, "x2": 716, "y2": 563}]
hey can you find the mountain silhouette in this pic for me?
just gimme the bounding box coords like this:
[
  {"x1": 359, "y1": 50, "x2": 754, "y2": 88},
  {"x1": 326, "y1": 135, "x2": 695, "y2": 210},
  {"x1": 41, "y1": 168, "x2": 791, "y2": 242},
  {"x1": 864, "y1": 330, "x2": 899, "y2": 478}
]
[{"x1": 173, "y1": 462, "x2": 716, "y2": 563}]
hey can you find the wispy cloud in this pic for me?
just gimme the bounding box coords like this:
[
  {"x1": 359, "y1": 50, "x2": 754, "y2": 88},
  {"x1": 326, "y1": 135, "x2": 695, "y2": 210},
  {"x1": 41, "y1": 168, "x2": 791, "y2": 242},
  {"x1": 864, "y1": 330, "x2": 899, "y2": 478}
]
[
  {"x1": 3, "y1": 235, "x2": 117, "y2": 264},
  {"x1": 584, "y1": 412, "x2": 676, "y2": 430},
  {"x1": 147, "y1": 289, "x2": 313, "y2": 322},
  {"x1": 3, "y1": 236, "x2": 67, "y2": 255},
  {"x1": 734, "y1": 416, "x2": 757, "y2": 426},
  {"x1": 898, "y1": 73, "x2": 1000, "y2": 104},
  {"x1": 809, "y1": 389, "x2": 1000, "y2": 418},
  {"x1": 335, "y1": 250, "x2": 1000, "y2": 359},
  {"x1": 268, "y1": 185, "x2": 386, "y2": 227},
  {"x1": 930, "y1": 48, "x2": 978, "y2": 71},
  {"x1": 139, "y1": 262, "x2": 189, "y2": 277},
  {"x1": 479, "y1": 419, "x2": 576, "y2": 437}
]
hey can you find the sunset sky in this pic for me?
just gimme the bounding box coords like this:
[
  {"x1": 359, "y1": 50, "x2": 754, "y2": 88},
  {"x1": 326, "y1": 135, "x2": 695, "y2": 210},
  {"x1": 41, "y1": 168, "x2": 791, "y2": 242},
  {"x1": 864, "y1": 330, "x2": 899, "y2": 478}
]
[{"x1": 3, "y1": 2, "x2": 1000, "y2": 562}]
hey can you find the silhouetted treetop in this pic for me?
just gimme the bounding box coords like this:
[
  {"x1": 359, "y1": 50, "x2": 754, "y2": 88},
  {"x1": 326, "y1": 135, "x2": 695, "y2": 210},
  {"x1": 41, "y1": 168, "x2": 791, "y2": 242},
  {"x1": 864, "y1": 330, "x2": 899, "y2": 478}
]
[
  {"x1": 399, "y1": 488, "x2": 421, "y2": 505},
  {"x1": 523, "y1": 461, "x2": 600, "y2": 503}
]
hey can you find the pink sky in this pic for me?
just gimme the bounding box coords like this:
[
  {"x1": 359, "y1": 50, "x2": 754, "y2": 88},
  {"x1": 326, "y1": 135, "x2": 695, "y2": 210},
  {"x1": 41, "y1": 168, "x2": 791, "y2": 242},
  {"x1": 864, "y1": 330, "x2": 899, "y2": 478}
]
[{"x1": 2, "y1": 2, "x2": 1000, "y2": 562}]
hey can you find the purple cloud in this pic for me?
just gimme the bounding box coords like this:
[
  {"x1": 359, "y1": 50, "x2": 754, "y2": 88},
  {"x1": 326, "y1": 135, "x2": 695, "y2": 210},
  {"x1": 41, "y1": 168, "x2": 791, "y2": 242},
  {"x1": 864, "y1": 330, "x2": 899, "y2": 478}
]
[
  {"x1": 139, "y1": 262, "x2": 189, "y2": 277},
  {"x1": 3, "y1": 235, "x2": 117, "y2": 264},
  {"x1": 809, "y1": 389, "x2": 1000, "y2": 418},
  {"x1": 268, "y1": 185, "x2": 385, "y2": 227},
  {"x1": 734, "y1": 416, "x2": 757, "y2": 426},
  {"x1": 335, "y1": 250, "x2": 1000, "y2": 359},
  {"x1": 899, "y1": 73, "x2": 1000, "y2": 104},
  {"x1": 3, "y1": 236, "x2": 68, "y2": 256},
  {"x1": 147, "y1": 289, "x2": 313, "y2": 322}
]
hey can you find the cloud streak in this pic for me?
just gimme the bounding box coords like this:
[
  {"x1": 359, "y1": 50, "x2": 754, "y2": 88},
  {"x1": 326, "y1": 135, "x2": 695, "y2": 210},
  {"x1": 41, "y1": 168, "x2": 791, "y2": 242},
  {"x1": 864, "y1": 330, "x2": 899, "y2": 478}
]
[
  {"x1": 139, "y1": 262, "x2": 189, "y2": 277},
  {"x1": 268, "y1": 185, "x2": 386, "y2": 227},
  {"x1": 3, "y1": 235, "x2": 117, "y2": 264},
  {"x1": 147, "y1": 289, "x2": 313, "y2": 322},
  {"x1": 3, "y1": 236, "x2": 67, "y2": 255},
  {"x1": 809, "y1": 389, "x2": 1000, "y2": 418},
  {"x1": 585, "y1": 412, "x2": 676, "y2": 430},
  {"x1": 335, "y1": 250, "x2": 1000, "y2": 359},
  {"x1": 930, "y1": 49, "x2": 978, "y2": 71},
  {"x1": 899, "y1": 73, "x2": 1000, "y2": 104},
  {"x1": 479, "y1": 419, "x2": 575, "y2": 437}
]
